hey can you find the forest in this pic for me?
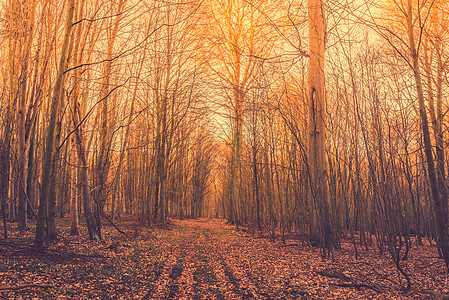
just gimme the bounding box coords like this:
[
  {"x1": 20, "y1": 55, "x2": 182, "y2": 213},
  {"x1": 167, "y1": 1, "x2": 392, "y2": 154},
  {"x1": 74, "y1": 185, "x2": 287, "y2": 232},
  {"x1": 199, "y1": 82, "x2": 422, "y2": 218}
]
[{"x1": 0, "y1": 0, "x2": 449, "y2": 298}]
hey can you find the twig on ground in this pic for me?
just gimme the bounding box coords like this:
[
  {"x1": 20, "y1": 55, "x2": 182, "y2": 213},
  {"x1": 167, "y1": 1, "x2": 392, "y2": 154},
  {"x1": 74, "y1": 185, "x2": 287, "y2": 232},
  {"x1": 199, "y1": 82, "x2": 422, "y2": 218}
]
[
  {"x1": 0, "y1": 284, "x2": 53, "y2": 291},
  {"x1": 331, "y1": 283, "x2": 382, "y2": 293}
]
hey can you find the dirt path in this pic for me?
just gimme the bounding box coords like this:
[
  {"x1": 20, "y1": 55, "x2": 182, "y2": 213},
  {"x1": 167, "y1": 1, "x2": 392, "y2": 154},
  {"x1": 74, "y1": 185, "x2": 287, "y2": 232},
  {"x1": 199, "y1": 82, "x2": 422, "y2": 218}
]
[
  {"x1": 0, "y1": 217, "x2": 447, "y2": 299},
  {"x1": 133, "y1": 218, "x2": 446, "y2": 299}
]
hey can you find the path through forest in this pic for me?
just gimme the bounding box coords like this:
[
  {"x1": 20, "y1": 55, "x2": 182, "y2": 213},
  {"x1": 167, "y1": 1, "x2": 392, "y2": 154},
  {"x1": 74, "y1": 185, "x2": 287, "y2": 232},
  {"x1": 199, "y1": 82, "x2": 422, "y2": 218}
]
[{"x1": 0, "y1": 217, "x2": 447, "y2": 299}]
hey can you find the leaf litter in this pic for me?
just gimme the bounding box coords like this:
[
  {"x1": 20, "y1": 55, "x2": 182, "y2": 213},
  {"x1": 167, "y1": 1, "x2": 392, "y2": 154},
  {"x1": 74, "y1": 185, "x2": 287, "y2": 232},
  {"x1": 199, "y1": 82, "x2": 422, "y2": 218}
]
[{"x1": 0, "y1": 216, "x2": 447, "y2": 299}]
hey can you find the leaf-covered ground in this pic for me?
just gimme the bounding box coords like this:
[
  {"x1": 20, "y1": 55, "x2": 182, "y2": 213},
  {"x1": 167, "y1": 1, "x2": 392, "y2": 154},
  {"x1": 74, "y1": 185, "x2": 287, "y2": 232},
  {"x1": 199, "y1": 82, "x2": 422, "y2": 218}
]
[{"x1": 0, "y1": 216, "x2": 448, "y2": 299}]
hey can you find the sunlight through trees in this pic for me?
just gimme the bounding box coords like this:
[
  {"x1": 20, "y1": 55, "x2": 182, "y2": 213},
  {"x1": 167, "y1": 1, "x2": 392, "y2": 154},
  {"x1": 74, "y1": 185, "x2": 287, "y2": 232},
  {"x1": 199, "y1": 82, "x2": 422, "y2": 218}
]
[{"x1": 0, "y1": 0, "x2": 449, "y2": 293}]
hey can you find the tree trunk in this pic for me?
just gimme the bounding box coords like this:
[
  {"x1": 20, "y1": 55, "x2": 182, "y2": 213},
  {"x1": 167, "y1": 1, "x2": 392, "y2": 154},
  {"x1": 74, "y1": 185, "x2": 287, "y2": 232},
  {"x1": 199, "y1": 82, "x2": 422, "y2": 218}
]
[
  {"x1": 95, "y1": 0, "x2": 125, "y2": 236},
  {"x1": 0, "y1": 127, "x2": 11, "y2": 239},
  {"x1": 308, "y1": 0, "x2": 337, "y2": 251},
  {"x1": 406, "y1": 0, "x2": 449, "y2": 270},
  {"x1": 35, "y1": 0, "x2": 75, "y2": 246},
  {"x1": 70, "y1": 137, "x2": 79, "y2": 236},
  {"x1": 16, "y1": 0, "x2": 36, "y2": 231},
  {"x1": 17, "y1": 59, "x2": 29, "y2": 231},
  {"x1": 72, "y1": 103, "x2": 98, "y2": 240},
  {"x1": 230, "y1": 87, "x2": 244, "y2": 225}
]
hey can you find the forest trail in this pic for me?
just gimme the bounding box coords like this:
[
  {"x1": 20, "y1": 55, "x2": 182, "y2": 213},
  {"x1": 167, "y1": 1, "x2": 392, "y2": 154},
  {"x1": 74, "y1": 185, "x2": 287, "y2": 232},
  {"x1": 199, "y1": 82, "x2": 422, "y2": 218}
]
[
  {"x1": 145, "y1": 218, "x2": 310, "y2": 299},
  {"x1": 0, "y1": 217, "x2": 447, "y2": 299}
]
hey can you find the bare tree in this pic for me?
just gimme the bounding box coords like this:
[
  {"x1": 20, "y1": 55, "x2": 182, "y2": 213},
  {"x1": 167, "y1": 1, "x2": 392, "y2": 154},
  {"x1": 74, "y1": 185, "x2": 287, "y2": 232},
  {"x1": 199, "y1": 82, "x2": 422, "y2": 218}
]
[
  {"x1": 35, "y1": 0, "x2": 75, "y2": 246},
  {"x1": 308, "y1": 0, "x2": 337, "y2": 251}
]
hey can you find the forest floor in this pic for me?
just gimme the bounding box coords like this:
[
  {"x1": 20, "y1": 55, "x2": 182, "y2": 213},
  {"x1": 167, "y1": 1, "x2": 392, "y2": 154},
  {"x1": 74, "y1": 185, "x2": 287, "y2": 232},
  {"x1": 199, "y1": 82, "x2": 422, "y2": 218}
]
[{"x1": 0, "y1": 216, "x2": 448, "y2": 299}]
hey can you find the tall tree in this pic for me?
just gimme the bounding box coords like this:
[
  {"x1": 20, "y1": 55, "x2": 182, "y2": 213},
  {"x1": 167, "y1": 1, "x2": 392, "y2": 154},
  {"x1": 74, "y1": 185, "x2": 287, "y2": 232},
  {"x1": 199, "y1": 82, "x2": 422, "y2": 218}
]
[
  {"x1": 35, "y1": 0, "x2": 75, "y2": 246},
  {"x1": 69, "y1": 0, "x2": 99, "y2": 240},
  {"x1": 308, "y1": 0, "x2": 337, "y2": 251},
  {"x1": 206, "y1": 0, "x2": 280, "y2": 225},
  {"x1": 404, "y1": 0, "x2": 449, "y2": 270},
  {"x1": 94, "y1": 0, "x2": 126, "y2": 239},
  {"x1": 367, "y1": 0, "x2": 449, "y2": 272}
]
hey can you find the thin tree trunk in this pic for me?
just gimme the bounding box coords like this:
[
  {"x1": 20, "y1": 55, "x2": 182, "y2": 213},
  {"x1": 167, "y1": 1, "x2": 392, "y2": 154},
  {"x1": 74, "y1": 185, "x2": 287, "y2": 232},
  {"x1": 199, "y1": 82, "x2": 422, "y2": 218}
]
[
  {"x1": 406, "y1": 0, "x2": 449, "y2": 270},
  {"x1": 70, "y1": 137, "x2": 79, "y2": 236},
  {"x1": 230, "y1": 88, "x2": 244, "y2": 225},
  {"x1": 0, "y1": 121, "x2": 11, "y2": 239},
  {"x1": 95, "y1": 0, "x2": 126, "y2": 237},
  {"x1": 72, "y1": 104, "x2": 98, "y2": 240},
  {"x1": 35, "y1": 0, "x2": 75, "y2": 246},
  {"x1": 17, "y1": 58, "x2": 29, "y2": 230},
  {"x1": 17, "y1": 0, "x2": 36, "y2": 230}
]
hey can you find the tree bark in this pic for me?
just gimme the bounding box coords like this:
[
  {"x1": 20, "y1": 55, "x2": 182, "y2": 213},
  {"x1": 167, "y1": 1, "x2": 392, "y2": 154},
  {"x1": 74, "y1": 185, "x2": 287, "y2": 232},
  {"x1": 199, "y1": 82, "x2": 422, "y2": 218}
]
[
  {"x1": 35, "y1": 0, "x2": 75, "y2": 246},
  {"x1": 72, "y1": 103, "x2": 98, "y2": 240},
  {"x1": 70, "y1": 137, "x2": 79, "y2": 236},
  {"x1": 406, "y1": 0, "x2": 449, "y2": 270},
  {"x1": 95, "y1": 0, "x2": 125, "y2": 236},
  {"x1": 16, "y1": 0, "x2": 36, "y2": 230},
  {"x1": 308, "y1": 0, "x2": 337, "y2": 251},
  {"x1": 230, "y1": 87, "x2": 244, "y2": 225}
]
